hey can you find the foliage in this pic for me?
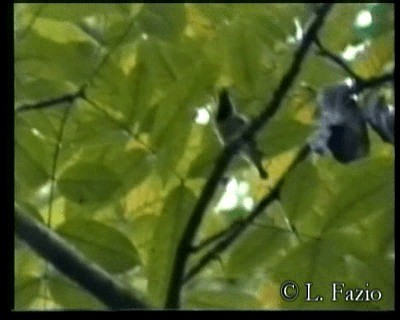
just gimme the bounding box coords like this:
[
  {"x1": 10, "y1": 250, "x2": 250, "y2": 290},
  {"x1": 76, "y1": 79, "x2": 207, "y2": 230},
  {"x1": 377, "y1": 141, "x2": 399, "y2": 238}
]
[{"x1": 14, "y1": 3, "x2": 394, "y2": 310}]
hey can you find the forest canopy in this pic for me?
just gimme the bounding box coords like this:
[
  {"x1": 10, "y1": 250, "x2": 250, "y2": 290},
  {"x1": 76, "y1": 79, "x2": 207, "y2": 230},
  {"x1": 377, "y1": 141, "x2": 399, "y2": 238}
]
[{"x1": 14, "y1": 3, "x2": 394, "y2": 310}]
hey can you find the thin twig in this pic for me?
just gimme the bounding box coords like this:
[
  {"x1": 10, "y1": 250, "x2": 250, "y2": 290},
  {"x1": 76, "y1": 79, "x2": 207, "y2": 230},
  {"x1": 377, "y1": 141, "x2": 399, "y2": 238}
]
[
  {"x1": 314, "y1": 37, "x2": 394, "y2": 93},
  {"x1": 164, "y1": 4, "x2": 334, "y2": 309},
  {"x1": 190, "y1": 220, "x2": 242, "y2": 253},
  {"x1": 354, "y1": 71, "x2": 394, "y2": 93},
  {"x1": 15, "y1": 88, "x2": 85, "y2": 113},
  {"x1": 246, "y1": 4, "x2": 334, "y2": 138},
  {"x1": 15, "y1": 209, "x2": 148, "y2": 310},
  {"x1": 314, "y1": 37, "x2": 362, "y2": 82},
  {"x1": 184, "y1": 144, "x2": 311, "y2": 283}
]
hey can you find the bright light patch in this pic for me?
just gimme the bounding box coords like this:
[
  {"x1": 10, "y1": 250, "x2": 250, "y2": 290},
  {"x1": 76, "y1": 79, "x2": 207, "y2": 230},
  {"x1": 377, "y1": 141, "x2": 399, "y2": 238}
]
[
  {"x1": 141, "y1": 33, "x2": 148, "y2": 40},
  {"x1": 242, "y1": 197, "x2": 254, "y2": 211},
  {"x1": 355, "y1": 10, "x2": 373, "y2": 28},
  {"x1": 388, "y1": 104, "x2": 394, "y2": 114},
  {"x1": 216, "y1": 192, "x2": 238, "y2": 211},
  {"x1": 31, "y1": 128, "x2": 44, "y2": 138},
  {"x1": 84, "y1": 16, "x2": 97, "y2": 27},
  {"x1": 194, "y1": 107, "x2": 210, "y2": 125},
  {"x1": 294, "y1": 18, "x2": 303, "y2": 41},
  {"x1": 37, "y1": 182, "x2": 52, "y2": 200},
  {"x1": 350, "y1": 94, "x2": 359, "y2": 102},
  {"x1": 226, "y1": 178, "x2": 238, "y2": 193},
  {"x1": 287, "y1": 17, "x2": 303, "y2": 44},
  {"x1": 342, "y1": 42, "x2": 367, "y2": 61},
  {"x1": 238, "y1": 181, "x2": 249, "y2": 196},
  {"x1": 215, "y1": 178, "x2": 254, "y2": 212},
  {"x1": 344, "y1": 78, "x2": 354, "y2": 87}
]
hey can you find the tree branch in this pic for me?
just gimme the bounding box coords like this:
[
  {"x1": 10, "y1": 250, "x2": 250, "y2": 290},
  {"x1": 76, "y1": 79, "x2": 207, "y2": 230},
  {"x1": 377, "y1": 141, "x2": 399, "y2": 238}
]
[
  {"x1": 164, "y1": 144, "x2": 237, "y2": 308},
  {"x1": 314, "y1": 37, "x2": 363, "y2": 82},
  {"x1": 164, "y1": 3, "x2": 334, "y2": 309},
  {"x1": 354, "y1": 71, "x2": 394, "y2": 93},
  {"x1": 15, "y1": 209, "x2": 148, "y2": 310},
  {"x1": 15, "y1": 87, "x2": 85, "y2": 113},
  {"x1": 184, "y1": 144, "x2": 311, "y2": 283},
  {"x1": 246, "y1": 4, "x2": 334, "y2": 138},
  {"x1": 190, "y1": 220, "x2": 242, "y2": 253},
  {"x1": 314, "y1": 37, "x2": 394, "y2": 93}
]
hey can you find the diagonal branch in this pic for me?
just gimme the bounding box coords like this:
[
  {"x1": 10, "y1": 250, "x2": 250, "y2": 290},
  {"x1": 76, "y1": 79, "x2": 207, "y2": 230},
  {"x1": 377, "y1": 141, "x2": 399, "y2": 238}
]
[
  {"x1": 314, "y1": 37, "x2": 362, "y2": 82},
  {"x1": 190, "y1": 220, "x2": 243, "y2": 253},
  {"x1": 246, "y1": 4, "x2": 334, "y2": 138},
  {"x1": 164, "y1": 3, "x2": 334, "y2": 309},
  {"x1": 184, "y1": 144, "x2": 311, "y2": 283},
  {"x1": 15, "y1": 87, "x2": 85, "y2": 113},
  {"x1": 15, "y1": 209, "x2": 148, "y2": 310}
]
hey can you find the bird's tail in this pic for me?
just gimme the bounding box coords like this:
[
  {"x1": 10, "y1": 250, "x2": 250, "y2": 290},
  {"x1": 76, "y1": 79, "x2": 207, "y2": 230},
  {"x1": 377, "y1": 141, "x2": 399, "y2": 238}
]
[{"x1": 245, "y1": 142, "x2": 268, "y2": 179}]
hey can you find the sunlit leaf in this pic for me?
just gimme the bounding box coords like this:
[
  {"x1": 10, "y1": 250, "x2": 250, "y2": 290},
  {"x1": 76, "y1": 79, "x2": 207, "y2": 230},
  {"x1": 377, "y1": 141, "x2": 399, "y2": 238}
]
[
  {"x1": 14, "y1": 246, "x2": 46, "y2": 310},
  {"x1": 32, "y1": 17, "x2": 93, "y2": 44},
  {"x1": 15, "y1": 276, "x2": 42, "y2": 309}
]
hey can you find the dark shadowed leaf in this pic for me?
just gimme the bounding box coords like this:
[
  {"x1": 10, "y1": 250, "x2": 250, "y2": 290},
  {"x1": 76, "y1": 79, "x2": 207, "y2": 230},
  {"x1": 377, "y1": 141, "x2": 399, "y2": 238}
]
[
  {"x1": 56, "y1": 218, "x2": 140, "y2": 273},
  {"x1": 147, "y1": 184, "x2": 196, "y2": 306},
  {"x1": 57, "y1": 162, "x2": 121, "y2": 204},
  {"x1": 48, "y1": 273, "x2": 105, "y2": 309}
]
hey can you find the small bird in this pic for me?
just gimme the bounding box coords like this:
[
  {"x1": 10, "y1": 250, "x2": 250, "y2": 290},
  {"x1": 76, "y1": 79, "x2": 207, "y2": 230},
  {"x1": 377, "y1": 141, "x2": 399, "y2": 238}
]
[
  {"x1": 310, "y1": 83, "x2": 370, "y2": 163},
  {"x1": 214, "y1": 89, "x2": 268, "y2": 179}
]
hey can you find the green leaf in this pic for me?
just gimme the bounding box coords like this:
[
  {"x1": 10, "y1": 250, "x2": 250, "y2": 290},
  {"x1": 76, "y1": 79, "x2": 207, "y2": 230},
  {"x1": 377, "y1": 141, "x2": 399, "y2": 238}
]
[
  {"x1": 15, "y1": 276, "x2": 42, "y2": 310},
  {"x1": 15, "y1": 107, "x2": 69, "y2": 207},
  {"x1": 38, "y1": 4, "x2": 140, "y2": 24},
  {"x1": 299, "y1": 55, "x2": 348, "y2": 90},
  {"x1": 48, "y1": 273, "x2": 105, "y2": 309},
  {"x1": 147, "y1": 42, "x2": 218, "y2": 179},
  {"x1": 16, "y1": 30, "x2": 102, "y2": 93},
  {"x1": 32, "y1": 17, "x2": 93, "y2": 44},
  {"x1": 56, "y1": 218, "x2": 141, "y2": 273},
  {"x1": 216, "y1": 19, "x2": 276, "y2": 106},
  {"x1": 279, "y1": 160, "x2": 331, "y2": 238},
  {"x1": 226, "y1": 222, "x2": 298, "y2": 282},
  {"x1": 57, "y1": 162, "x2": 121, "y2": 204},
  {"x1": 184, "y1": 288, "x2": 261, "y2": 309},
  {"x1": 321, "y1": 4, "x2": 365, "y2": 52},
  {"x1": 187, "y1": 132, "x2": 219, "y2": 179},
  {"x1": 351, "y1": 31, "x2": 394, "y2": 79},
  {"x1": 147, "y1": 184, "x2": 196, "y2": 306},
  {"x1": 136, "y1": 4, "x2": 186, "y2": 41},
  {"x1": 128, "y1": 214, "x2": 159, "y2": 265},
  {"x1": 259, "y1": 117, "x2": 314, "y2": 158},
  {"x1": 273, "y1": 156, "x2": 394, "y2": 309},
  {"x1": 282, "y1": 157, "x2": 393, "y2": 240},
  {"x1": 14, "y1": 246, "x2": 46, "y2": 310},
  {"x1": 232, "y1": 4, "x2": 306, "y2": 44},
  {"x1": 258, "y1": 90, "x2": 316, "y2": 158}
]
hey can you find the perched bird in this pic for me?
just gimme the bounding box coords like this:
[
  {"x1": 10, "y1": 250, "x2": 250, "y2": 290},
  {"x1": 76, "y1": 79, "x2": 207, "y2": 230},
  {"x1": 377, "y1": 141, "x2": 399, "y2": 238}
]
[
  {"x1": 214, "y1": 89, "x2": 268, "y2": 179},
  {"x1": 310, "y1": 82, "x2": 370, "y2": 163}
]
